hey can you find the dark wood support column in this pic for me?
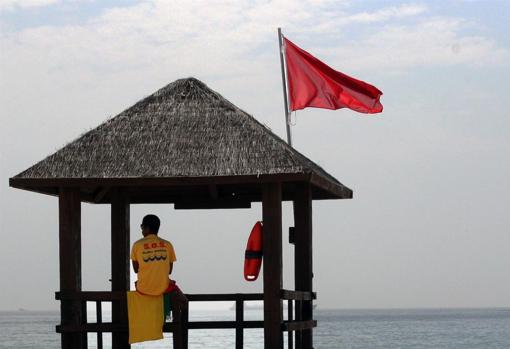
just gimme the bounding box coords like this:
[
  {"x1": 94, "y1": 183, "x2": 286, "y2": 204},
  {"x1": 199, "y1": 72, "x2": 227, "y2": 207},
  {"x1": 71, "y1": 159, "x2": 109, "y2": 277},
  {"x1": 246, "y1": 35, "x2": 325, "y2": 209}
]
[
  {"x1": 111, "y1": 189, "x2": 130, "y2": 349},
  {"x1": 59, "y1": 187, "x2": 86, "y2": 349},
  {"x1": 293, "y1": 183, "x2": 313, "y2": 349},
  {"x1": 262, "y1": 182, "x2": 283, "y2": 349}
]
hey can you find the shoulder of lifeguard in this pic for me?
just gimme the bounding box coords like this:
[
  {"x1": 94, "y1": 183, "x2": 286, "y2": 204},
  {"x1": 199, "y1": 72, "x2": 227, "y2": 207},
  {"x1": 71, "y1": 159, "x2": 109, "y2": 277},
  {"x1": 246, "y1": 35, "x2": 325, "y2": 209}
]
[
  {"x1": 159, "y1": 237, "x2": 172, "y2": 245},
  {"x1": 133, "y1": 237, "x2": 147, "y2": 246},
  {"x1": 158, "y1": 237, "x2": 173, "y2": 248}
]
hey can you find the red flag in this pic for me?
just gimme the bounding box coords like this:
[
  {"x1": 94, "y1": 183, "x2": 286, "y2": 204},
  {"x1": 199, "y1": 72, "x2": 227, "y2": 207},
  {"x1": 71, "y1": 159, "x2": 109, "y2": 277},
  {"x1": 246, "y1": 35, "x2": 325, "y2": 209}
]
[{"x1": 284, "y1": 37, "x2": 383, "y2": 114}]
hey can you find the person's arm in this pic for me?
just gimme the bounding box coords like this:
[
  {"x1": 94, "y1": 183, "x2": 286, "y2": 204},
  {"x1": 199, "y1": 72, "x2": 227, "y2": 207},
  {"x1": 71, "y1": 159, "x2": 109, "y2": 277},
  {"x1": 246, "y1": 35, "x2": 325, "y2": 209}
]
[
  {"x1": 131, "y1": 244, "x2": 138, "y2": 273},
  {"x1": 168, "y1": 241, "x2": 176, "y2": 275}
]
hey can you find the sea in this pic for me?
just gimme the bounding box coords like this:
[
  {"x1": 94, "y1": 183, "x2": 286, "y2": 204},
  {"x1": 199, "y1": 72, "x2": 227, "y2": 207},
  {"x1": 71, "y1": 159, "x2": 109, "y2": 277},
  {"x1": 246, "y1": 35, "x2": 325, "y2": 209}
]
[{"x1": 1, "y1": 308, "x2": 510, "y2": 348}]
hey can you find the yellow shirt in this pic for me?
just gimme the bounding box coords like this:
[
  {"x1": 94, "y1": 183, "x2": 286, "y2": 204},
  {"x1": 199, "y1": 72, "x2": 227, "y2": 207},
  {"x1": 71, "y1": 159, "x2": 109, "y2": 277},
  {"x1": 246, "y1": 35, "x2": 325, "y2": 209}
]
[{"x1": 131, "y1": 234, "x2": 176, "y2": 296}]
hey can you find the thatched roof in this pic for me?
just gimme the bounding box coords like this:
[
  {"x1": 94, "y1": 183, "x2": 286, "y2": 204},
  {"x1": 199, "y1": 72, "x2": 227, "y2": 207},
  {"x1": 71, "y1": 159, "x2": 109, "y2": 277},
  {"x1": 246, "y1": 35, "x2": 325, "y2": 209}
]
[{"x1": 10, "y1": 78, "x2": 352, "y2": 202}]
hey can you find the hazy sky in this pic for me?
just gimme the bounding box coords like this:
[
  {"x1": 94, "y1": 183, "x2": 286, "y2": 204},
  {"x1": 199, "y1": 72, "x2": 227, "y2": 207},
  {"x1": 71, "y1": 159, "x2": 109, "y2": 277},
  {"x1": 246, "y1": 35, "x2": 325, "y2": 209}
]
[{"x1": 1, "y1": 0, "x2": 509, "y2": 311}]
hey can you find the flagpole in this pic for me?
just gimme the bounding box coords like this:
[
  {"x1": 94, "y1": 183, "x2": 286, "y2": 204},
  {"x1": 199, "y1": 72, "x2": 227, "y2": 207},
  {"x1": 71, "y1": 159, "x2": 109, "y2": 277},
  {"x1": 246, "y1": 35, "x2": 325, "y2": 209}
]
[{"x1": 278, "y1": 27, "x2": 292, "y2": 146}]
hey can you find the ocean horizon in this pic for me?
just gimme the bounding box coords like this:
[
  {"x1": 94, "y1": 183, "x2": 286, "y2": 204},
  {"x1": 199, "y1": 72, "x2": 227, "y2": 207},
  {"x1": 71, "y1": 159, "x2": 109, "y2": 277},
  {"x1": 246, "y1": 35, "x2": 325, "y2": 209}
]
[{"x1": 1, "y1": 307, "x2": 509, "y2": 348}]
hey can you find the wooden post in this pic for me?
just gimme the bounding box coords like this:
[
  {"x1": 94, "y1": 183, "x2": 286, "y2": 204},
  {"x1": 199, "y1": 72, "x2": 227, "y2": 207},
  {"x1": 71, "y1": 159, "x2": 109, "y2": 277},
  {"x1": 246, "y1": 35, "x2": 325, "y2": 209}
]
[
  {"x1": 235, "y1": 297, "x2": 244, "y2": 349},
  {"x1": 288, "y1": 299, "x2": 294, "y2": 349},
  {"x1": 293, "y1": 183, "x2": 313, "y2": 349},
  {"x1": 111, "y1": 189, "x2": 130, "y2": 349},
  {"x1": 262, "y1": 182, "x2": 283, "y2": 349},
  {"x1": 58, "y1": 187, "x2": 87, "y2": 349},
  {"x1": 96, "y1": 301, "x2": 103, "y2": 349},
  {"x1": 171, "y1": 294, "x2": 188, "y2": 349}
]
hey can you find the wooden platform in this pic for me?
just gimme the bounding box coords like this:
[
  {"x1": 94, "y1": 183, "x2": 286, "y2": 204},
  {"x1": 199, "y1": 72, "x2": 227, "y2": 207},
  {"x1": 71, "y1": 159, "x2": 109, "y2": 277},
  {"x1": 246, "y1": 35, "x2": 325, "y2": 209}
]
[{"x1": 55, "y1": 290, "x2": 316, "y2": 349}]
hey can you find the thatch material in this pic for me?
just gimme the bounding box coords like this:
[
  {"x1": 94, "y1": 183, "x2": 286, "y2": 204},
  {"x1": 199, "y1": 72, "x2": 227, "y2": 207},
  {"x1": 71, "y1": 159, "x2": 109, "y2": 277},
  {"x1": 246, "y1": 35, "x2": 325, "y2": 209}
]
[{"x1": 13, "y1": 78, "x2": 346, "y2": 190}]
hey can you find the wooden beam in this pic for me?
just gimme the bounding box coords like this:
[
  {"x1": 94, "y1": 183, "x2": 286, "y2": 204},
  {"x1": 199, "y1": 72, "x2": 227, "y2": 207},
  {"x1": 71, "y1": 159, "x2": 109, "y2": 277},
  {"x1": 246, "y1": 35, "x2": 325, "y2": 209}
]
[
  {"x1": 289, "y1": 227, "x2": 296, "y2": 244},
  {"x1": 282, "y1": 320, "x2": 317, "y2": 332},
  {"x1": 309, "y1": 173, "x2": 353, "y2": 199},
  {"x1": 280, "y1": 290, "x2": 316, "y2": 301},
  {"x1": 293, "y1": 183, "x2": 313, "y2": 349},
  {"x1": 93, "y1": 186, "x2": 110, "y2": 203},
  {"x1": 10, "y1": 173, "x2": 353, "y2": 203},
  {"x1": 262, "y1": 182, "x2": 283, "y2": 349},
  {"x1": 111, "y1": 189, "x2": 130, "y2": 349},
  {"x1": 58, "y1": 187, "x2": 86, "y2": 349},
  {"x1": 10, "y1": 173, "x2": 310, "y2": 188},
  {"x1": 56, "y1": 291, "x2": 265, "y2": 302},
  {"x1": 208, "y1": 184, "x2": 219, "y2": 199},
  {"x1": 174, "y1": 200, "x2": 251, "y2": 210},
  {"x1": 56, "y1": 320, "x2": 266, "y2": 333},
  {"x1": 186, "y1": 293, "x2": 263, "y2": 301}
]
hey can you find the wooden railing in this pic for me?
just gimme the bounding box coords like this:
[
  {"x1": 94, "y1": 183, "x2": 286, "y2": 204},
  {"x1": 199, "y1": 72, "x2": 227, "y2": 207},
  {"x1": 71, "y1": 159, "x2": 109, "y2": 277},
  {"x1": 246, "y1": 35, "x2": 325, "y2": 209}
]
[{"x1": 55, "y1": 290, "x2": 316, "y2": 349}]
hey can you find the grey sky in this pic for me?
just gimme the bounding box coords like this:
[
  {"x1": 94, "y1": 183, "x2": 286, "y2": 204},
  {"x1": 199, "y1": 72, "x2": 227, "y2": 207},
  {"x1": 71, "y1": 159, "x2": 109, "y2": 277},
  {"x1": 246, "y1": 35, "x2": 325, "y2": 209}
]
[{"x1": 1, "y1": 0, "x2": 509, "y2": 311}]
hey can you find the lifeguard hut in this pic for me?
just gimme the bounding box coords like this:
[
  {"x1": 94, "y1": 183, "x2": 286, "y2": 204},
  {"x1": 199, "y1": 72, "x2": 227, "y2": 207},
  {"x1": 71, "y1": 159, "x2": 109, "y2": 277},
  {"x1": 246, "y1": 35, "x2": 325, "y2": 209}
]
[{"x1": 9, "y1": 78, "x2": 352, "y2": 349}]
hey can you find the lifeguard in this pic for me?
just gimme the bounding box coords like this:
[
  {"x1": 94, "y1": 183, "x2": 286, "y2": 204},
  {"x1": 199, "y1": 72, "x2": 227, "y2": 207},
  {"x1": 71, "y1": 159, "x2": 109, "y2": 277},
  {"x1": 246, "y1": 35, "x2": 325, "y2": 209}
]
[
  {"x1": 131, "y1": 214, "x2": 176, "y2": 295},
  {"x1": 131, "y1": 214, "x2": 187, "y2": 316}
]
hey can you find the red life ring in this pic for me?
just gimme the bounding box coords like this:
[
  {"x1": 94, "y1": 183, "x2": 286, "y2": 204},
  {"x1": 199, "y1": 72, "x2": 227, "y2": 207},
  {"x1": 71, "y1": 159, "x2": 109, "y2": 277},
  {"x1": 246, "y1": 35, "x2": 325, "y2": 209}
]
[{"x1": 244, "y1": 221, "x2": 263, "y2": 281}]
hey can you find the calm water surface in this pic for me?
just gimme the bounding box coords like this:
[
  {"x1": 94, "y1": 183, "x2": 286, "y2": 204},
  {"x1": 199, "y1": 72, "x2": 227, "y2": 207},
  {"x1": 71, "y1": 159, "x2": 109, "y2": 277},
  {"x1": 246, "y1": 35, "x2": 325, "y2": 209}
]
[{"x1": 1, "y1": 308, "x2": 509, "y2": 348}]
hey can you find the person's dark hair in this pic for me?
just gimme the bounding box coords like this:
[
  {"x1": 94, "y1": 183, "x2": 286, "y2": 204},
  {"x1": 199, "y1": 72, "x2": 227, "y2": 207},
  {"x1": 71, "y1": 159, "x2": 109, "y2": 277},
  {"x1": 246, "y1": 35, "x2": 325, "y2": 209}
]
[{"x1": 142, "y1": 214, "x2": 160, "y2": 234}]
